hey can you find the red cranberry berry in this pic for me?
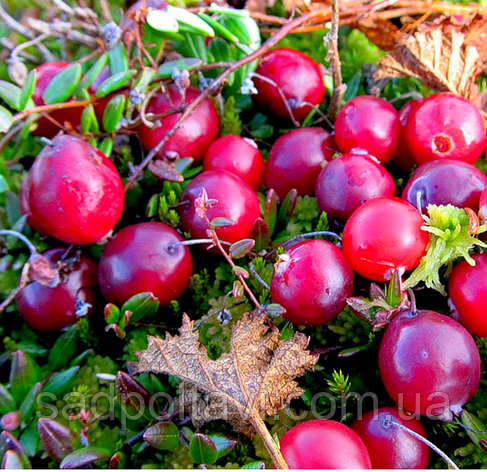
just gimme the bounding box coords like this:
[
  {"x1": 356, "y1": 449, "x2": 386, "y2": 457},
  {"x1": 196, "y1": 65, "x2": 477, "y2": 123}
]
[
  {"x1": 315, "y1": 153, "x2": 396, "y2": 222},
  {"x1": 23, "y1": 135, "x2": 124, "y2": 245},
  {"x1": 178, "y1": 170, "x2": 261, "y2": 249},
  {"x1": 137, "y1": 85, "x2": 219, "y2": 162},
  {"x1": 342, "y1": 197, "x2": 429, "y2": 281},
  {"x1": 334, "y1": 96, "x2": 400, "y2": 164},
  {"x1": 32, "y1": 62, "x2": 84, "y2": 138},
  {"x1": 253, "y1": 48, "x2": 325, "y2": 122},
  {"x1": 98, "y1": 222, "x2": 193, "y2": 306},
  {"x1": 391, "y1": 99, "x2": 423, "y2": 172},
  {"x1": 203, "y1": 135, "x2": 265, "y2": 190},
  {"x1": 405, "y1": 92, "x2": 486, "y2": 165},
  {"x1": 270, "y1": 239, "x2": 353, "y2": 326},
  {"x1": 279, "y1": 419, "x2": 372, "y2": 469},
  {"x1": 401, "y1": 159, "x2": 487, "y2": 213},
  {"x1": 351, "y1": 407, "x2": 430, "y2": 469},
  {"x1": 449, "y1": 252, "x2": 487, "y2": 337},
  {"x1": 379, "y1": 309, "x2": 481, "y2": 421},
  {"x1": 16, "y1": 248, "x2": 98, "y2": 332},
  {"x1": 265, "y1": 128, "x2": 336, "y2": 200}
]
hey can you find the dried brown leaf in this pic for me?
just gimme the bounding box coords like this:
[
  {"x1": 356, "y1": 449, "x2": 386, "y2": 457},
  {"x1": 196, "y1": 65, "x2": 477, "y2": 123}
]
[
  {"x1": 374, "y1": 28, "x2": 480, "y2": 98},
  {"x1": 133, "y1": 313, "x2": 318, "y2": 434},
  {"x1": 353, "y1": 17, "x2": 403, "y2": 51},
  {"x1": 148, "y1": 159, "x2": 184, "y2": 182}
]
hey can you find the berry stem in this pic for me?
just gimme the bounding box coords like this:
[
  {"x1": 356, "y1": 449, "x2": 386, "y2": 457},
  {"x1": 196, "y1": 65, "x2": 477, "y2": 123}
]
[
  {"x1": 383, "y1": 419, "x2": 459, "y2": 470},
  {"x1": 0, "y1": 229, "x2": 37, "y2": 255},
  {"x1": 166, "y1": 239, "x2": 231, "y2": 252},
  {"x1": 249, "y1": 262, "x2": 270, "y2": 290}
]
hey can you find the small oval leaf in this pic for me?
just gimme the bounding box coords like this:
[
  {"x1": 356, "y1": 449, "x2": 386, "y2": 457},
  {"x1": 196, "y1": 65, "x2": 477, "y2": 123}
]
[
  {"x1": 158, "y1": 58, "x2": 202, "y2": 79},
  {"x1": 79, "y1": 53, "x2": 109, "y2": 90},
  {"x1": 37, "y1": 418, "x2": 74, "y2": 462},
  {"x1": 264, "y1": 189, "x2": 277, "y2": 237},
  {"x1": 95, "y1": 70, "x2": 135, "y2": 98},
  {"x1": 143, "y1": 422, "x2": 179, "y2": 451},
  {"x1": 148, "y1": 160, "x2": 184, "y2": 183},
  {"x1": 19, "y1": 70, "x2": 36, "y2": 111},
  {"x1": 208, "y1": 4, "x2": 250, "y2": 17},
  {"x1": 42, "y1": 64, "x2": 82, "y2": 105},
  {"x1": 250, "y1": 217, "x2": 270, "y2": 252},
  {"x1": 0, "y1": 81, "x2": 21, "y2": 110},
  {"x1": 102, "y1": 94, "x2": 126, "y2": 133},
  {"x1": 9, "y1": 351, "x2": 41, "y2": 403},
  {"x1": 241, "y1": 461, "x2": 265, "y2": 469},
  {"x1": 166, "y1": 6, "x2": 214, "y2": 37},
  {"x1": 120, "y1": 292, "x2": 160, "y2": 324},
  {"x1": 0, "y1": 384, "x2": 16, "y2": 415},
  {"x1": 211, "y1": 217, "x2": 235, "y2": 228},
  {"x1": 266, "y1": 303, "x2": 286, "y2": 318},
  {"x1": 98, "y1": 137, "x2": 113, "y2": 157},
  {"x1": 229, "y1": 239, "x2": 255, "y2": 259},
  {"x1": 146, "y1": 9, "x2": 179, "y2": 34},
  {"x1": 197, "y1": 13, "x2": 238, "y2": 43},
  {"x1": 220, "y1": 16, "x2": 252, "y2": 45},
  {"x1": 42, "y1": 367, "x2": 79, "y2": 398},
  {"x1": 109, "y1": 42, "x2": 129, "y2": 75},
  {"x1": 233, "y1": 265, "x2": 249, "y2": 278},
  {"x1": 278, "y1": 188, "x2": 298, "y2": 226},
  {"x1": 19, "y1": 382, "x2": 41, "y2": 423},
  {"x1": 60, "y1": 447, "x2": 112, "y2": 469},
  {"x1": 48, "y1": 326, "x2": 79, "y2": 371},
  {"x1": 189, "y1": 433, "x2": 218, "y2": 465},
  {"x1": 207, "y1": 433, "x2": 236, "y2": 459},
  {"x1": 0, "y1": 106, "x2": 13, "y2": 133}
]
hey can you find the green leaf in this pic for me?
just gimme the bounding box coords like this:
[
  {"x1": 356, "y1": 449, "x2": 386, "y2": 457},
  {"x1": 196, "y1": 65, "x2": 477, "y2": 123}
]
[
  {"x1": 104, "y1": 304, "x2": 121, "y2": 324},
  {"x1": 184, "y1": 33, "x2": 208, "y2": 63},
  {"x1": 116, "y1": 371, "x2": 152, "y2": 421},
  {"x1": 0, "y1": 175, "x2": 9, "y2": 193},
  {"x1": 120, "y1": 292, "x2": 159, "y2": 324},
  {"x1": 95, "y1": 70, "x2": 135, "y2": 98},
  {"x1": 0, "y1": 81, "x2": 21, "y2": 110},
  {"x1": 0, "y1": 106, "x2": 13, "y2": 133},
  {"x1": 241, "y1": 461, "x2": 265, "y2": 469},
  {"x1": 42, "y1": 64, "x2": 82, "y2": 105},
  {"x1": 60, "y1": 447, "x2": 112, "y2": 469},
  {"x1": 18, "y1": 70, "x2": 36, "y2": 111},
  {"x1": 19, "y1": 382, "x2": 41, "y2": 424},
  {"x1": 220, "y1": 16, "x2": 252, "y2": 45},
  {"x1": 0, "y1": 384, "x2": 16, "y2": 415},
  {"x1": 233, "y1": 265, "x2": 249, "y2": 278},
  {"x1": 9, "y1": 351, "x2": 41, "y2": 403},
  {"x1": 404, "y1": 204, "x2": 487, "y2": 295},
  {"x1": 143, "y1": 422, "x2": 180, "y2": 451},
  {"x1": 250, "y1": 217, "x2": 270, "y2": 252},
  {"x1": 19, "y1": 420, "x2": 40, "y2": 458},
  {"x1": 80, "y1": 105, "x2": 97, "y2": 135},
  {"x1": 460, "y1": 410, "x2": 487, "y2": 452},
  {"x1": 166, "y1": 6, "x2": 214, "y2": 37},
  {"x1": 210, "y1": 217, "x2": 235, "y2": 228},
  {"x1": 109, "y1": 43, "x2": 129, "y2": 75},
  {"x1": 102, "y1": 94, "x2": 126, "y2": 133},
  {"x1": 146, "y1": 9, "x2": 179, "y2": 34},
  {"x1": 266, "y1": 303, "x2": 286, "y2": 317},
  {"x1": 189, "y1": 433, "x2": 218, "y2": 465},
  {"x1": 42, "y1": 366, "x2": 79, "y2": 398},
  {"x1": 229, "y1": 239, "x2": 255, "y2": 259},
  {"x1": 133, "y1": 67, "x2": 156, "y2": 94},
  {"x1": 278, "y1": 189, "x2": 298, "y2": 226},
  {"x1": 98, "y1": 137, "x2": 113, "y2": 157},
  {"x1": 197, "y1": 13, "x2": 238, "y2": 43},
  {"x1": 48, "y1": 326, "x2": 79, "y2": 371},
  {"x1": 79, "y1": 53, "x2": 109, "y2": 90},
  {"x1": 207, "y1": 433, "x2": 236, "y2": 459},
  {"x1": 158, "y1": 58, "x2": 202, "y2": 79},
  {"x1": 264, "y1": 189, "x2": 277, "y2": 236},
  {"x1": 208, "y1": 5, "x2": 250, "y2": 17}
]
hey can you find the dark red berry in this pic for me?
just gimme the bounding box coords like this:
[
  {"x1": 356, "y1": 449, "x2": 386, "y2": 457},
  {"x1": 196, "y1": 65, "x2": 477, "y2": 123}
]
[
  {"x1": 32, "y1": 62, "x2": 84, "y2": 138},
  {"x1": 405, "y1": 92, "x2": 486, "y2": 165},
  {"x1": 98, "y1": 222, "x2": 193, "y2": 306},
  {"x1": 270, "y1": 239, "x2": 353, "y2": 326},
  {"x1": 391, "y1": 99, "x2": 423, "y2": 172},
  {"x1": 265, "y1": 128, "x2": 336, "y2": 200},
  {"x1": 253, "y1": 48, "x2": 325, "y2": 122},
  {"x1": 449, "y1": 252, "x2": 487, "y2": 338},
  {"x1": 401, "y1": 159, "x2": 487, "y2": 213},
  {"x1": 178, "y1": 170, "x2": 261, "y2": 249},
  {"x1": 203, "y1": 135, "x2": 265, "y2": 190},
  {"x1": 342, "y1": 197, "x2": 428, "y2": 281},
  {"x1": 378, "y1": 309, "x2": 481, "y2": 421},
  {"x1": 23, "y1": 135, "x2": 124, "y2": 245},
  {"x1": 351, "y1": 407, "x2": 430, "y2": 469},
  {"x1": 279, "y1": 419, "x2": 372, "y2": 469},
  {"x1": 137, "y1": 85, "x2": 219, "y2": 162},
  {"x1": 334, "y1": 96, "x2": 400, "y2": 164},
  {"x1": 315, "y1": 153, "x2": 396, "y2": 222},
  {"x1": 16, "y1": 248, "x2": 98, "y2": 332}
]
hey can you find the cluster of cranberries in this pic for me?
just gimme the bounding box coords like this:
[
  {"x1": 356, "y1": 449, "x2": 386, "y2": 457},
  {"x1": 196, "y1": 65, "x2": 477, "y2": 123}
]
[{"x1": 16, "y1": 39, "x2": 487, "y2": 469}]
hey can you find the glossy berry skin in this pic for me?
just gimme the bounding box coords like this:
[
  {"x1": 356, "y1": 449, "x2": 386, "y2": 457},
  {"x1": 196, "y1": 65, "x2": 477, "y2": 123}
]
[
  {"x1": 16, "y1": 248, "x2": 98, "y2": 332},
  {"x1": 391, "y1": 99, "x2": 423, "y2": 172},
  {"x1": 98, "y1": 222, "x2": 193, "y2": 306},
  {"x1": 315, "y1": 153, "x2": 396, "y2": 222},
  {"x1": 401, "y1": 159, "x2": 487, "y2": 213},
  {"x1": 265, "y1": 128, "x2": 336, "y2": 200},
  {"x1": 449, "y1": 252, "x2": 487, "y2": 337},
  {"x1": 253, "y1": 48, "x2": 325, "y2": 122},
  {"x1": 279, "y1": 419, "x2": 372, "y2": 469},
  {"x1": 32, "y1": 62, "x2": 84, "y2": 138},
  {"x1": 351, "y1": 407, "x2": 430, "y2": 469},
  {"x1": 203, "y1": 135, "x2": 265, "y2": 190},
  {"x1": 270, "y1": 240, "x2": 353, "y2": 326},
  {"x1": 178, "y1": 170, "x2": 261, "y2": 247},
  {"x1": 23, "y1": 135, "x2": 124, "y2": 245},
  {"x1": 334, "y1": 96, "x2": 400, "y2": 164},
  {"x1": 478, "y1": 186, "x2": 487, "y2": 222},
  {"x1": 342, "y1": 197, "x2": 428, "y2": 281},
  {"x1": 379, "y1": 309, "x2": 481, "y2": 421},
  {"x1": 19, "y1": 172, "x2": 48, "y2": 235},
  {"x1": 137, "y1": 85, "x2": 219, "y2": 161},
  {"x1": 405, "y1": 92, "x2": 486, "y2": 165}
]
